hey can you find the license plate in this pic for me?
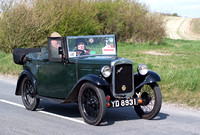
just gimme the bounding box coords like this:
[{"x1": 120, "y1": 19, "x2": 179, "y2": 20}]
[{"x1": 111, "y1": 98, "x2": 138, "y2": 108}]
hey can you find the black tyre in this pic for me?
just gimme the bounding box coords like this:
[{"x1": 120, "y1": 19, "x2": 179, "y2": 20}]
[
  {"x1": 78, "y1": 83, "x2": 106, "y2": 125},
  {"x1": 21, "y1": 76, "x2": 40, "y2": 111},
  {"x1": 134, "y1": 82, "x2": 162, "y2": 120}
]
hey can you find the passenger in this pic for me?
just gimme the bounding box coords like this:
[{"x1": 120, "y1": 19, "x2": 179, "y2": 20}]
[
  {"x1": 75, "y1": 39, "x2": 91, "y2": 56},
  {"x1": 49, "y1": 32, "x2": 62, "y2": 58}
]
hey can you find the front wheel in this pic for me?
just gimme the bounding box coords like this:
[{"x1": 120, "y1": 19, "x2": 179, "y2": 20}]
[
  {"x1": 134, "y1": 82, "x2": 162, "y2": 120},
  {"x1": 78, "y1": 83, "x2": 106, "y2": 125},
  {"x1": 21, "y1": 76, "x2": 40, "y2": 111}
]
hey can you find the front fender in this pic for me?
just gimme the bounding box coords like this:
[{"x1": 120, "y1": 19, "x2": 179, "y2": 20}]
[
  {"x1": 78, "y1": 74, "x2": 109, "y2": 86},
  {"x1": 134, "y1": 70, "x2": 161, "y2": 90},
  {"x1": 15, "y1": 70, "x2": 37, "y2": 95},
  {"x1": 64, "y1": 74, "x2": 109, "y2": 103}
]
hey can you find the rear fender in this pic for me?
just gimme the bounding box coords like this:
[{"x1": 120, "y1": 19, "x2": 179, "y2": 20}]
[
  {"x1": 134, "y1": 71, "x2": 161, "y2": 90},
  {"x1": 64, "y1": 74, "x2": 109, "y2": 103},
  {"x1": 15, "y1": 70, "x2": 37, "y2": 96}
]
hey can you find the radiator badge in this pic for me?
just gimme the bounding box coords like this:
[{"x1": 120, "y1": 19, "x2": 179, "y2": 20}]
[
  {"x1": 117, "y1": 67, "x2": 123, "y2": 74},
  {"x1": 122, "y1": 85, "x2": 126, "y2": 91}
]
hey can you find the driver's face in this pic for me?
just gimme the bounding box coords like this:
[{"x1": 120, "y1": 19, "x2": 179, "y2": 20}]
[{"x1": 77, "y1": 43, "x2": 85, "y2": 50}]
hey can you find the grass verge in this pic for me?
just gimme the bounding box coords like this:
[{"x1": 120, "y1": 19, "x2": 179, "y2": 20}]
[
  {"x1": 118, "y1": 39, "x2": 200, "y2": 108},
  {"x1": 0, "y1": 51, "x2": 22, "y2": 76},
  {"x1": 0, "y1": 38, "x2": 200, "y2": 108}
]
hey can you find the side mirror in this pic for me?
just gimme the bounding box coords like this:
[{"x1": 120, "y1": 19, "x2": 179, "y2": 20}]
[{"x1": 58, "y1": 47, "x2": 63, "y2": 55}]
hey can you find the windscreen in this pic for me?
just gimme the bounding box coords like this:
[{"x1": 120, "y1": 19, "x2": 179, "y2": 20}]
[{"x1": 67, "y1": 35, "x2": 116, "y2": 58}]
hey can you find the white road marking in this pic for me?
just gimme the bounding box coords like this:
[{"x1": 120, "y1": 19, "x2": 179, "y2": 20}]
[
  {"x1": 38, "y1": 110, "x2": 86, "y2": 124},
  {"x1": 0, "y1": 99, "x2": 25, "y2": 108},
  {"x1": 0, "y1": 99, "x2": 86, "y2": 125}
]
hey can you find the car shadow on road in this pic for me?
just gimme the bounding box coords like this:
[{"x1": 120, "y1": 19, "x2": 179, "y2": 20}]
[
  {"x1": 37, "y1": 100, "x2": 169, "y2": 126},
  {"x1": 153, "y1": 112, "x2": 170, "y2": 121},
  {"x1": 37, "y1": 100, "x2": 81, "y2": 118},
  {"x1": 100, "y1": 107, "x2": 169, "y2": 126}
]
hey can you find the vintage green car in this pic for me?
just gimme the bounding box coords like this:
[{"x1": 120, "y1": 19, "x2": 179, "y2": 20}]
[{"x1": 14, "y1": 34, "x2": 162, "y2": 125}]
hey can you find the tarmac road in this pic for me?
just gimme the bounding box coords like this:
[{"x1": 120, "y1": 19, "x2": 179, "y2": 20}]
[{"x1": 0, "y1": 76, "x2": 200, "y2": 135}]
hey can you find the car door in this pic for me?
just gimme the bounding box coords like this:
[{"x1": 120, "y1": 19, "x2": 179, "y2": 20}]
[
  {"x1": 36, "y1": 37, "x2": 76, "y2": 99},
  {"x1": 37, "y1": 61, "x2": 76, "y2": 99}
]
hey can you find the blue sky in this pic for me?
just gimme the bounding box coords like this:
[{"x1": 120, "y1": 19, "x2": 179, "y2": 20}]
[{"x1": 139, "y1": 0, "x2": 200, "y2": 18}]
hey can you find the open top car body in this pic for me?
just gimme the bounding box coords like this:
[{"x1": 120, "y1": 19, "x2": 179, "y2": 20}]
[{"x1": 14, "y1": 34, "x2": 162, "y2": 125}]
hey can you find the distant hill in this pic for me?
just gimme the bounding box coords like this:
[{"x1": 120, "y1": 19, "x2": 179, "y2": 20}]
[{"x1": 164, "y1": 16, "x2": 200, "y2": 40}]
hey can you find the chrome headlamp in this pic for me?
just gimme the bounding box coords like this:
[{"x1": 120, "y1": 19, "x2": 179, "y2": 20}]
[
  {"x1": 137, "y1": 64, "x2": 148, "y2": 75},
  {"x1": 101, "y1": 66, "x2": 111, "y2": 78}
]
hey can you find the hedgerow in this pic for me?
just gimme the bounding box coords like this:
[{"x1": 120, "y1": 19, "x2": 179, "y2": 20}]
[{"x1": 0, "y1": 0, "x2": 165, "y2": 53}]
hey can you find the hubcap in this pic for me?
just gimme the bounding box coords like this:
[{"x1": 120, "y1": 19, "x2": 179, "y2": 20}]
[
  {"x1": 23, "y1": 79, "x2": 34, "y2": 106},
  {"x1": 140, "y1": 85, "x2": 155, "y2": 114},
  {"x1": 141, "y1": 92, "x2": 152, "y2": 105}
]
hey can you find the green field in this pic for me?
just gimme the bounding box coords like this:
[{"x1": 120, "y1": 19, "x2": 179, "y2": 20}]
[
  {"x1": 1, "y1": 38, "x2": 200, "y2": 107},
  {"x1": 118, "y1": 39, "x2": 200, "y2": 107}
]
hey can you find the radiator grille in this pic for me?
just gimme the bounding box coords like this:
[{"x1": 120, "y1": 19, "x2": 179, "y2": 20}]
[{"x1": 114, "y1": 64, "x2": 133, "y2": 94}]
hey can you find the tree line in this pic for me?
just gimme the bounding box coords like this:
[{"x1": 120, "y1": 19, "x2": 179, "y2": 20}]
[{"x1": 0, "y1": 0, "x2": 165, "y2": 53}]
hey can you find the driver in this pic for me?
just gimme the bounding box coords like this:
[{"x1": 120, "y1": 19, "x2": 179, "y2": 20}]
[{"x1": 75, "y1": 40, "x2": 91, "y2": 56}]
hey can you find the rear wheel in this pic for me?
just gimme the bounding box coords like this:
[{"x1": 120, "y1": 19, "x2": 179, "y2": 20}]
[
  {"x1": 78, "y1": 83, "x2": 106, "y2": 125},
  {"x1": 134, "y1": 82, "x2": 162, "y2": 119},
  {"x1": 21, "y1": 76, "x2": 40, "y2": 111}
]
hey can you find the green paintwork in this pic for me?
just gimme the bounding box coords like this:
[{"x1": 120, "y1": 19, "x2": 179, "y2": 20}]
[
  {"x1": 74, "y1": 56, "x2": 117, "y2": 80},
  {"x1": 36, "y1": 61, "x2": 76, "y2": 99},
  {"x1": 24, "y1": 55, "x2": 118, "y2": 99}
]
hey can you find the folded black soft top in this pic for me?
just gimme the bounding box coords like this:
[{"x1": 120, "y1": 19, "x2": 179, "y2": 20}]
[{"x1": 13, "y1": 48, "x2": 40, "y2": 65}]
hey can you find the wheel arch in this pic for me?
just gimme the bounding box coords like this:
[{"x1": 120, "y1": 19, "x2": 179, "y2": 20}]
[
  {"x1": 77, "y1": 81, "x2": 107, "y2": 125},
  {"x1": 134, "y1": 70, "x2": 161, "y2": 91},
  {"x1": 64, "y1": 74, "x2": 109, "y2": 103},
  {"x1": 15, "y1": 70, "x2": 37, "y2": 96}
]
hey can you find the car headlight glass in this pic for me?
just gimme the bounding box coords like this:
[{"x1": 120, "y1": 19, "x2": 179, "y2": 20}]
[
  {"x1": 101, "y1": 66, "x2": 111, "y2": 78},
  {"x1": 137, "y1": 64, "x2": 148, "y2": 75}
]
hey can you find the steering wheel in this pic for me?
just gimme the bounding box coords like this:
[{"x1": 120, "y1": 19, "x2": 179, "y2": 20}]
[{"x1": 79, "y1": 50, "x2": 85, "y2": 55}]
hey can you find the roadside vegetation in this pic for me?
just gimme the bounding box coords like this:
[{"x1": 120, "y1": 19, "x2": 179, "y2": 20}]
[
  {"x1": 162, "y1": 13, "x2": 180, "y2": 17},
  {"x1": 1, "y1": 39, "x2": 200, "y2": 108},
  {"x1": 0, "y1": 51, "x2": 21, "y2": 76},
  {"x1": 118, "y1": 39, "x2": 200, "y2": 108},
  {"x1": 0, "y1": 0, "x2": 165, "y2": 53}
]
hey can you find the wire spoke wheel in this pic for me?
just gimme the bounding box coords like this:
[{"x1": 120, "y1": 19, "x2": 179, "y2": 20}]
[
  {"x1": 82, "y1": 88, "x2": 99, "y2": 120},
  {"x1": 134, "y1": 82, "x2": 162, "y2": 120},
  {"x1": 21, "y1": 76, "x2": 40, "y2": 111},
  {"x1": 23, "y1": 80, "x2": 34, "y2": 105},
  {"x1": 140, "y1": 85, "x2": 155, "y2": 114},
  {"x1": 78, "y1": 83, "x2": 106, "y2": 125}
]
